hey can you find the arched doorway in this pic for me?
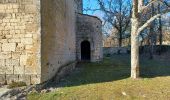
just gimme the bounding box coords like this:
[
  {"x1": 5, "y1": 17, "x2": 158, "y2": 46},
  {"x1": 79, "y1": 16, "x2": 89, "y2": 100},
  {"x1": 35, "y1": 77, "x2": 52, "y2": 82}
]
[{"x1": 81, "y1": 40, "x2": 91, "y2": 61}]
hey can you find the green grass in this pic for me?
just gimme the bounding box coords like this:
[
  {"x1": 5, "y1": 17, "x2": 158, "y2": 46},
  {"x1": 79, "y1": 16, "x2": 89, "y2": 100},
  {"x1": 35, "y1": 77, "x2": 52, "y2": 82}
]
[{"x1": 27, "y1": 54, "x2": 170, "y2": 100}]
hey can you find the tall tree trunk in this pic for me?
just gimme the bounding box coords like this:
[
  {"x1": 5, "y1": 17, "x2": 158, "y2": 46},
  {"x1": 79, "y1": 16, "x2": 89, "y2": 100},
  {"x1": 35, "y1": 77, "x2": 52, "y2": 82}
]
[
  {"x1": 119, "y1": 31, "x2": 122, "y2": 47},
  {"x1": 131, "y1": 0, "x2": 140, "y2": 79},
  {"x1": 149, "y1": 3, "x2": 155, "y2": 59},
  {"x1": 158, "y1": 3, "x2": 162, "y2": 55},
  {"x1": 130, "y1": 0, "x2": 169, "y2": 79},
  {"x1": 131, "y1": 18, "x2": 140, "y2": 78},
  {"x1": 149, "y1": 27, "x2": 154, "y2": 59},
  {"x1": 159, "y1": 17, "x2": 162, "y2": 46}
]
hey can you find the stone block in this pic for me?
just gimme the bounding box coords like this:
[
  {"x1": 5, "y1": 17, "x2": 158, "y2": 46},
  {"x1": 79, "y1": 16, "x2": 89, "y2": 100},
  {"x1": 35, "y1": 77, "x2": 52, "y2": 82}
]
[
  {"x1": 0, "y1": 74, "x2": 5, "y2": 83},
  {"x1": 20, "y1": 55, "x2": 27, "y2": 66},
  {"x1": 14, "y1": 66, "x2": 24, "y2": 74},
  {"x1": 21, "y1": 38, "x2": 33, "y2": 45},
  {"x1": 0, "y1": 43, "x2": 1, "y2": 51},
  {"x1": 13, "y1": 9, "x2": 18, "y2": 13},
  {"x1": 8, "y1": 38, "x2": 21, "y2": 43},
  {"x1": 2, "y1": 43, "x2": 16, "y2": 52},
  {"x1": 6, "y1": 9, "x2": 13, "y2": 13},
  {"x1": 0, "y1": 66, "x2": 6, "y2": 74},
  {"x1": 0, "y1": 5, "x2": 5, "y2": 10},
  {"x1": 16, "y1": 43, "x2": 25, "y2": 51},
  {"x1": 12, "y1": 52, "x2": 21, "y2": 59},
  {"x1": 24, "y1": 5, "x2": 37, "y2": 13},
  {"x1": 25, "y1": 45, "x2": 33, "y2": 50},
  {"x1": 25, "y1": 34, "x2": 32, "y2": 38},
  {"x1": 10, "y1": 19, "x2": 18, "y2": 23},
  {"x1": 0, "y1": 10, "x2": 4, "y2": 13},
  {"x1": 5, "y1": 65, "x2": 14, "y2": 74},
  {"x1": 0, "y1": 26, "x2": 4, "y2": 30},
  {"x1": 25, "y1": 66, "x2": 36, "y2": 74},
  {"x1": 3, "y1": 19, "x2": 9, "y2": 23},
  {"x1": 6, "y1": 75, "x2": 19, "y2": 84},
  {"x1": 6, "y1": 35, "x2": 12, "y2": 38},
  {"x1": 0, "y1": 59, "x2": 5, "y2": 66},
  {"x1": 10, "y1": 30, "x2": 16, "y2": 34},
  {"x1": 0, "y1": 39, "x2": 8, "y2": 43},
  {"x1": 12, "y1": 4, "x2": 19, "y2": 9},
  {"x1": 10, "y1": 23, "x2": 17, "y2": 26},
  {"x1": 19, "y1": 75, "x2": 31, "y2": 85},
  {"x1": 0, "y1": 52, "x2": 12, "y2": 59},
  {"x1": 7, "y1": 4, "x2": 13, "y2": 9},
  {"x1": 33, "y1": 34, "x2": 38, "y2": 39},
  {"x1": 14, "y1": 30, "x2": 21, "y2": 34},
  {"x1": 30, "y1": 75, "x2": 41, "y2": 84},
  {"x1": 13, "y1": 34, "x2": 24, "y2": 38},
  {"x1": 6, "y1": 59, "x2": 19, "y2": 66}
]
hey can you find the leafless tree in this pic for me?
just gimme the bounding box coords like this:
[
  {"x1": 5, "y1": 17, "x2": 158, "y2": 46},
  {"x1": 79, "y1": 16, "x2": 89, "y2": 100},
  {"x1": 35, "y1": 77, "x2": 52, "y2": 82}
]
[
  {"x1": 97, "y1": 0, "x2": 132, "y2": 47},
  {"x1": 131, "y1": 0, "x2": 170, "y2": 79},
  {"x1": 158, "y1": 3, "x2": 163, "y2": 55}
]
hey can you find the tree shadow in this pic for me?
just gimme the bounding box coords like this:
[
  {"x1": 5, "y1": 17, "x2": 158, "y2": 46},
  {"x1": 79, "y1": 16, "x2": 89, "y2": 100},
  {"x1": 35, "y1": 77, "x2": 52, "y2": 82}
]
[
  {"x1": 140, "y1": 57, "x2": 170, "y2": 78},
  {"x1": 45, "y1": 54, "x2": 170, "y2": 89},
  {"x1": 46, "y1": 54, "x2": 131, "y2": 88},
  {"x1": 140, "y1": 45, "x2": 170, "y2": 78}
]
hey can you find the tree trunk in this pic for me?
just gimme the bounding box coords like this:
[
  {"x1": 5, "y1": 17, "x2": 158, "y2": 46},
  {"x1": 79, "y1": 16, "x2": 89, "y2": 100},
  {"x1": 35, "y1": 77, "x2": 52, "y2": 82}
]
[
  {"x1": 131, "y1": 0, "x2": 140, "y2": 79},
  {"x1": 119, "y1": 31, "x2": 122, "y2": 47},
  {"x1": 149, "y1": 3, "x2": 155, "y2": 59},
  {"x1": 159, "y1": 17, "x2": 162, "y2": 46},
  {"x1": 149, "y1": 27, "x2": 154, "y2": 59},
  {"x1": 131, "y1": 18, "x2": 140, "y2": 79},
  {"x1": 158, "y1": 3, "x2": 162, "y2": 55}
]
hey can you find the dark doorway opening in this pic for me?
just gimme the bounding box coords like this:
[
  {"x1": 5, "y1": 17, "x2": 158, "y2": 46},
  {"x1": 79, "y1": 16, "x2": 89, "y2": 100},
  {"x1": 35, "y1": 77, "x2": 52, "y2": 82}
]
[{"x1": 81, "y1": 40, "x2": 91, "y2": 61}]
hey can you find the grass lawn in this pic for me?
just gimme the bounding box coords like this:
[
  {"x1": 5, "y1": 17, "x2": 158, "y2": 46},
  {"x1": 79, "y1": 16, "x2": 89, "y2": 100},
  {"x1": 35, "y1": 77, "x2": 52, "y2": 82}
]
[{"x1": 28, "y1": 54, "x2": 170, "y2": 100}]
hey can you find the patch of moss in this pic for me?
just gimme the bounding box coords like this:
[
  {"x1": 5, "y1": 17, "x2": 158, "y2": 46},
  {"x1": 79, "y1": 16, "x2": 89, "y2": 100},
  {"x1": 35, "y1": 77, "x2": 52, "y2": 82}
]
[{"x1": 8, "y1": 81, "x2": 27, "y2": 89}]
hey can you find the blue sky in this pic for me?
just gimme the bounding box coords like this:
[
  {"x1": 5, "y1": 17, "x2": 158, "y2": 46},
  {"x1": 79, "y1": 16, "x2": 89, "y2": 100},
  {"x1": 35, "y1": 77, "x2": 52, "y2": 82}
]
[
  {"x1": 83, "y1": 0, "x2": 98, "y2": 14},
  {"x1": 83, "y1": 0, "x2": 105, "y2": 21},
  {"x1": 83, "y1": 0, "x2": 170, "y2": 20},
  {"x1": 83, "y1": 0, "x2": 170, "y2": 36}
]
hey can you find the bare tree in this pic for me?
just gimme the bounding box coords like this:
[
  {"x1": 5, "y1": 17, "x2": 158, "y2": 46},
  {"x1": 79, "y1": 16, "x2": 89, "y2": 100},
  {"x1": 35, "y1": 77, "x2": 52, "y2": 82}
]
[
  {"x1": 131, "y1": 0, "x2": 170, "y2": 79},
  {"x1": 97, "y1": 0, "x2": 131, "y2": 47},
  {"x1": 148, "y1": 3, "x2": 156, "y2": 59},
  {"x1": 158, "y1": 3, "x2": 163, "y2": 55}
]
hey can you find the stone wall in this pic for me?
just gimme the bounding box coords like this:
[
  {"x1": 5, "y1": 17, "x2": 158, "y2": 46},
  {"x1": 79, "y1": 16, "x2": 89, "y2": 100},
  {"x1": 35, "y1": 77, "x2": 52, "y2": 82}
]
[
  {"x1": 0, "y1": 0, "x2": 103, "y2": 85},
  {"x1": 41, "y1": 0, "x2": 77, "y2": 83},
  {"x1": 76, "y1": 14, "x2": 103, "y2": 62},
  {"x1": 74, "y1": 0, "x2": 83, "y2": 13},
  {"x1": 0, "y1": 0, "x2": 41, "y2": 84},
  {"x1": 103, "y1": 47, "x2": 130, "y2": 56}
]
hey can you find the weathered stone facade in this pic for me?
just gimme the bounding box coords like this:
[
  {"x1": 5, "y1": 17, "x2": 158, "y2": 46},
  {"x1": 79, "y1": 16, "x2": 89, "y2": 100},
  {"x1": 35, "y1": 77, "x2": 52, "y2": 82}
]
[
  {"x1": 41, "y1": 0, "x2": 77, "y2": 83},
  {"x1": 76, "y1": 14, "x2": 103, "y2": 62},
  {"x1": 0, "y1": 0, "x2": 103, "y2": 85},
  {"x1": 0, "y1": 0, "x2": 41, "y2": 84},
  {"x1": 74, "y1": 0, "x2": 83, "y2": 13}
]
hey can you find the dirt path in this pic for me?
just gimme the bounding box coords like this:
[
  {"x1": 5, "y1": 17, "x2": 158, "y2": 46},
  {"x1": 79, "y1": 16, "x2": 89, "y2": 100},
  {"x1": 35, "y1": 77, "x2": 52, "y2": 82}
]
[{"x1": 0, "y1": 87, "x2": 11, "y2": 98}]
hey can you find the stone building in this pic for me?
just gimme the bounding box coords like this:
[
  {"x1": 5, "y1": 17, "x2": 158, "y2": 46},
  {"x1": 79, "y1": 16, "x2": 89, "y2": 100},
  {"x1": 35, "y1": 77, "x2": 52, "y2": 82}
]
[
  {"x1": 76, "y1": 14, "x2": 103, "y2": 62},
  {"x1": 0, "y1": 0, "x2": 103, "y2": 85}
]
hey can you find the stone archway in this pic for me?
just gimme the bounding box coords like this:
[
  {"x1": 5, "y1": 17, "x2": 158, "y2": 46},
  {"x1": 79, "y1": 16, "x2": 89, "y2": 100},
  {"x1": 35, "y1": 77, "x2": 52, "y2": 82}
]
[{"x1": 81, "y1": 40, "x2": 91, "y2": 61}]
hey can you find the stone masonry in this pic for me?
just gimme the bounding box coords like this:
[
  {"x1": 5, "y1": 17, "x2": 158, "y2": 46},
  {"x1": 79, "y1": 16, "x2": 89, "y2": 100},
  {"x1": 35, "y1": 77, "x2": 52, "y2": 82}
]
[
  {"x1": 76, "y1": 14, "x2": 103, "y2": 62},
  {"x1": 41, "y1": 0, "x2": 77, "y2": 83},
  {"x1": 0, "y1": 0, "x2": 41, "y2": 84},
  {"x1": 0, "y1": 0, "x2": 103, "y2": 85}
]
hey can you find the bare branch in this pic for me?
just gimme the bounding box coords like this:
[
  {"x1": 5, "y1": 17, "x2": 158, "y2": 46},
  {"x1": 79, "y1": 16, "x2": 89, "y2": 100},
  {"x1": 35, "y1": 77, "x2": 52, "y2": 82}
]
[
  {"x1": 139, "y1": 0, "x2": 170, "y2": 13},
  {"x1": 141, "y1": 0, "x2": 158, "y2": 12},
  {"x1": 137, "y1": 8, "x2": 170, "y2": 35}
]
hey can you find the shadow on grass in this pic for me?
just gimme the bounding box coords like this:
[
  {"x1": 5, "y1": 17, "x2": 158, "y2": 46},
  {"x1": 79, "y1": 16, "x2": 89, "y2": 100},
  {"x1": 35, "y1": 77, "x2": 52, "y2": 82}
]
[
  {"x1": 140, "y1": 57, "x2": 170, "y2": 78},
  {"x1": 47, "y1": 54, "x2": 131, "y2": 88},
  {"x1": 46, "y1": 54, "x2": 170, "y2": 88}
]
